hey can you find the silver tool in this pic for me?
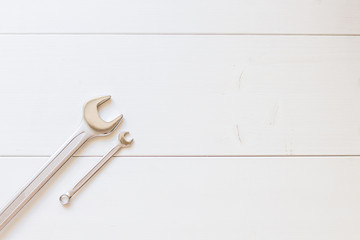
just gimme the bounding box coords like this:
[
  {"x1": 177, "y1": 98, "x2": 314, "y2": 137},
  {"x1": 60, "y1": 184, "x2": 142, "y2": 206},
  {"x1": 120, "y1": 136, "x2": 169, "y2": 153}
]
[
  {"x1": 59, "y1": 131, "x2": 133, "y2": 205},
  {"x1": 0, "y1": 96, "x2": 122, "y2": 231}
]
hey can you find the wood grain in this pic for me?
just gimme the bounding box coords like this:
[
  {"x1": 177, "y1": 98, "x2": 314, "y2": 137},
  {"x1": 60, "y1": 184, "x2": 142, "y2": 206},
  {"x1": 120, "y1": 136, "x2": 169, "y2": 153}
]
[
  {"x1": 0, "y1": 0, "x2": 359, "y2": 238},
  {"x1": 0, "y1": 0, "x2": 359, "y2": 34},
  {"x1": 1, "y1": 157, "x2": 360, "y2": 239},
  {"x1": 0, "y1": 36, "x2": 359, "y2": 156}
]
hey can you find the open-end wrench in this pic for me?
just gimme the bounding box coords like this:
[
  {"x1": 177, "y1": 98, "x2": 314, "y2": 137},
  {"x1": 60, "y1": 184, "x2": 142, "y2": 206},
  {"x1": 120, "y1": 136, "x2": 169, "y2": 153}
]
[
  {"x1": 0, "y1": 96, "x2": 122, "y2": 231},
  {"x1": 59, "y1": 131, "x2": 133, "y2": 205}
]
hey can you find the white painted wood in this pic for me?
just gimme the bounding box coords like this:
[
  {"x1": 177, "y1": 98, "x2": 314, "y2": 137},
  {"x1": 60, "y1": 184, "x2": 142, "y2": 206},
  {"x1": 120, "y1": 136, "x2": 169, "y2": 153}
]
[
  {"x1": 0, "y1": 0, "x2": 359, "y2": 34},
  {"x1": 0, "y1": 0, "x2": 358, "y2": 239},
  {"x1": 0, "y1": 157, "x2": 360, "y2": 239},
  {"x1": 0, "y1": 36, "x2": 359, "y2": 156}
]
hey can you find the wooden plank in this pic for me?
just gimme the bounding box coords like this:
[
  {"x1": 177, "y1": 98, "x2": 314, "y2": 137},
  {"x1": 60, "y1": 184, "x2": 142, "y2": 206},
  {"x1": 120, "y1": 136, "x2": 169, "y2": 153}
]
[
  {"x1": 0, "y1": 0, "x2": 359, "y2": 34},
  {"x1": 0, "y1": 36, "x2": 359, "y2": 156},
  {"x1": 0, "y1": 157, "x2": 360, "y2": 239}
]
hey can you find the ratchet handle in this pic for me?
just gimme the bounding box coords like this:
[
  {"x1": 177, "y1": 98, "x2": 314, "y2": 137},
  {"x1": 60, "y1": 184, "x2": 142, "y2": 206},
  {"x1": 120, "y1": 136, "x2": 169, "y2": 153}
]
[{"x1": 0, "y1": 127, "x2": 91, "y2": 231}]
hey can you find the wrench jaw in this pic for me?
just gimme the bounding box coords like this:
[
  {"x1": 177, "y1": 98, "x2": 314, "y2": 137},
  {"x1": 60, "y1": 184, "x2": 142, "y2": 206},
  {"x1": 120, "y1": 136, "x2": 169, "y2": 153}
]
[
  {"x1": 119, "y1": 132, "x2": 134, "y2": 147},
  {"x1": 83, "y1": 96, "x2": 123, "y2": 136}
]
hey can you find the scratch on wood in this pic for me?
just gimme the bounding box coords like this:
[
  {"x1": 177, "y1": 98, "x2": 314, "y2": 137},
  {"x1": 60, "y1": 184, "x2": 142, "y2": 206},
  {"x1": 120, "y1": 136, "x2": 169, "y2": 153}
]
[
  {"x1": 269, "y1": 102, "x2": 279, "y2": 126},
  {"x1": 238, "y1": 71, "x2": 243, "y2": 89},
  {"x1": 236, "y1": 124, "x2": 242, "y2": 144}
]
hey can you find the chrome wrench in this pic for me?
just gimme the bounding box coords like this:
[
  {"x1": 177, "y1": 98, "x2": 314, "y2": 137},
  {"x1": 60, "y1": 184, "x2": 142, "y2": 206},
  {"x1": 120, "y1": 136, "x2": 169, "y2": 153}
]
[
  {"x1": 0, "y1": 96, "x2": 122, "y2": 231},
  {"x1": 59, "y1": 131, "x2": 133, "y2": 205}
]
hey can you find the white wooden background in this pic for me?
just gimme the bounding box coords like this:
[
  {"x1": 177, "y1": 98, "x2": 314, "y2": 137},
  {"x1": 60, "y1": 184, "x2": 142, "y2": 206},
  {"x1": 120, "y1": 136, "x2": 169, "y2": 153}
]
[{"x1": 0, "y1": 1, "x2": 360, "y2": 239}]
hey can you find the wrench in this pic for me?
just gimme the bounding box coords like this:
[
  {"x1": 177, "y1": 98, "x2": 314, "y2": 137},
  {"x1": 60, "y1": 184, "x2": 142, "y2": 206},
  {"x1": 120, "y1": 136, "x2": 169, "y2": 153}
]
[
  {"x1": 0, "y1": 96, "x2": 122, "y2": 231},
  {"x1": 59, "y1": 131, "x2": 133, "y2": 205}
]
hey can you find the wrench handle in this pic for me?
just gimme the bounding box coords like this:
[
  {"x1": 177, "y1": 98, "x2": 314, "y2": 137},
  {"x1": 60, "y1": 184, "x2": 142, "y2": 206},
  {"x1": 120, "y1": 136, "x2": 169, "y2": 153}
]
[
  {"x1": 0, "y1": 126, "x2": 91, "y2": 231},
  {"x1": 69, "y1": 144, "x2": 122, "y2": 199}
]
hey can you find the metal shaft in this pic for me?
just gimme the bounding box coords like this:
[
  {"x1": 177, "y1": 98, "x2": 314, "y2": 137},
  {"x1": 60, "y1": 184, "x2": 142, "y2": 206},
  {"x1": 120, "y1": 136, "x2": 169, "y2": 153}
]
[
  {"x1": 0, "y1": 128, "x2": 91, "y2": 231},
  {"x1": 60, "y1": 144, "x2": 122, "y2": 205},
  {"x1": 0, "y1": 96, "x2": 122, "y2": 232}
]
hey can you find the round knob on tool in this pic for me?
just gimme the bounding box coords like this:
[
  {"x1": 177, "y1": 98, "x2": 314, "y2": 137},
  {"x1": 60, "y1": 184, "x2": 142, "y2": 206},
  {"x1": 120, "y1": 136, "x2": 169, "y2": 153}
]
[{"x1": 59, "y1": 193, "x2": 71, "y2": 205}]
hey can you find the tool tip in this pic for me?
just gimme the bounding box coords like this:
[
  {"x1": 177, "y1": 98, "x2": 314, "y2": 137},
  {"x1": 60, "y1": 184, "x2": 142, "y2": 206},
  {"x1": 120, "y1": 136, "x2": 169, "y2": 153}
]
[{"x1": 59, "y1": 193, "x2": 71, "y2": 205}]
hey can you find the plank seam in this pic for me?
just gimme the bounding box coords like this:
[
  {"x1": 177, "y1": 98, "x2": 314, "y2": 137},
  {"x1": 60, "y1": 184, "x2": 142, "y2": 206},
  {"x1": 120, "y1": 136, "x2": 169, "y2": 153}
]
[
  {"x1": 1, "y1": 155, "x2": 360, "y2": 158},
  {"x1": 0, "y1": 33, "x2": 359, "y2": 37}
]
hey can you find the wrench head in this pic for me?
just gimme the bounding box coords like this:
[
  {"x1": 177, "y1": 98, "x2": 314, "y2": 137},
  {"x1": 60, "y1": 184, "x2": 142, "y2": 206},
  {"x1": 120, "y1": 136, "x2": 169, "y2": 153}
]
[
  {"x1": 119, "y1": 131, "x2": 134, "y2": 147},
  {"x1": 83, "y1": 96, "x2": 123, "y2": 134}
]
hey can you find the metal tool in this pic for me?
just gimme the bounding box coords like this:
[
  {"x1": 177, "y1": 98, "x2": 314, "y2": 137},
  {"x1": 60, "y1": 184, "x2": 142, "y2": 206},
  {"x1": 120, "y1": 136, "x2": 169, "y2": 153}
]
[
  {"x1": 59, "y1": 131, "x2": 133, "y2": 205},
  {"x1": 0, "y1": 96, "x2": 122, "y2": 231}
]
